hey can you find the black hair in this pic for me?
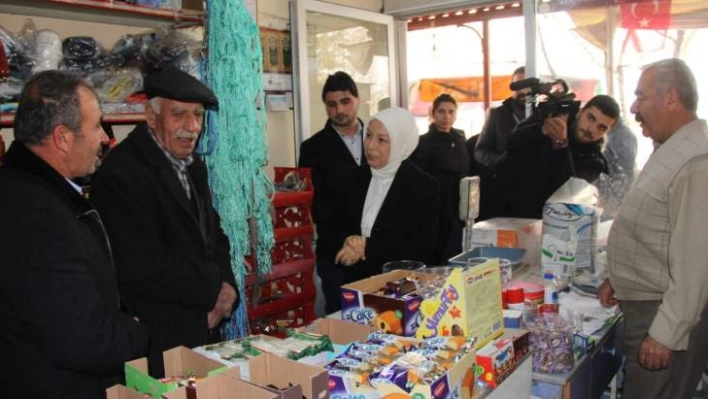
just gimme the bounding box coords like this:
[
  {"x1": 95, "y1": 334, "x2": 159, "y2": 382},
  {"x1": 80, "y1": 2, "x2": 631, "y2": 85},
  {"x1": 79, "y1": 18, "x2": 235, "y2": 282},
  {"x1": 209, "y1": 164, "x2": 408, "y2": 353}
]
[
  {"x1": 583, "y1": 94, "x2": 620, "y2": 120},
  {"x1": 321, "y1": 71, "x2": 359, "y2": 101},
  {"x1": 512, "y1": 66, "x2": 525, "y2": 76},
  {"x1": 14, "y1": 70, "x2": 94, "y2": 146},
  {"x1": 432, "y1": 93, "x2": 457, "y2": 113}
]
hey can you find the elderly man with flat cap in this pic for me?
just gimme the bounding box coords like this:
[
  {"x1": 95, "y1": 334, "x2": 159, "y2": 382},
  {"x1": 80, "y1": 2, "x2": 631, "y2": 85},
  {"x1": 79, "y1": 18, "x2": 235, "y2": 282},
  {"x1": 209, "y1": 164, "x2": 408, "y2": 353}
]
[{"x1": 91, "y1": 68, "x2": 238, "y2": 377}]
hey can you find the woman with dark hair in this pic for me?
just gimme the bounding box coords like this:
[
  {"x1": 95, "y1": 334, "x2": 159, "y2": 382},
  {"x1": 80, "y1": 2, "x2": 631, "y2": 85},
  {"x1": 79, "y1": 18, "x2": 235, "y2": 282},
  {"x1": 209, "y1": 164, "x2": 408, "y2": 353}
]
[{"x1": 410, "y1": 94, "x2": 469, "y2": 263}]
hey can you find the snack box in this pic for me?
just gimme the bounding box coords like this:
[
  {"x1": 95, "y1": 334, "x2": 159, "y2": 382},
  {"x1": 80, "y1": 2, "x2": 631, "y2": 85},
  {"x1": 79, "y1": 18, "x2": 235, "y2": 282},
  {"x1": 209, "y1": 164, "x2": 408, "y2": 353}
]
[
  {"x1": 341, "y1": 270, "x2": 437, "y2": 336},
  {"x1": 416, "y1": 259, "x2": 504, "y2": 350},
  {"x1": 327, "y1": 336, "x2": 476, "y2": 399},
  {"x1": 125, "y1": 346, "x2": 228, "y2": 399},
  {"x1": 302, "y1": 317, "x2": 379, "y2": 361},
  {"x1": 476, "y1": 337, "x2": 515, "y2": 388}
]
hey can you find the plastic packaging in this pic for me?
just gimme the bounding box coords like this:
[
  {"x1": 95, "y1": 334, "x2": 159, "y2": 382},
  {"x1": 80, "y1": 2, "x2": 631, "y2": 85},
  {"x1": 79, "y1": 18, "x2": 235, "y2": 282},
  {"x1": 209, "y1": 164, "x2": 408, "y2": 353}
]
[
  {"x1": 527, "y1": 313, "x2": 575, "y2": 374},
  {"x1": 32, "y1": 29, "x2": 62, "y2": 73}
]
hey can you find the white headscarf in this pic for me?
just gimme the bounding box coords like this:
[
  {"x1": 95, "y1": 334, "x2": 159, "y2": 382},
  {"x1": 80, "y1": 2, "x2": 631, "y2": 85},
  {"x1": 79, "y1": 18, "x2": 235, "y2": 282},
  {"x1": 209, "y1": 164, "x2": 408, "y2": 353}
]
[{"x1": 361, "y1": 107, "x2": 420, "y2": 236}]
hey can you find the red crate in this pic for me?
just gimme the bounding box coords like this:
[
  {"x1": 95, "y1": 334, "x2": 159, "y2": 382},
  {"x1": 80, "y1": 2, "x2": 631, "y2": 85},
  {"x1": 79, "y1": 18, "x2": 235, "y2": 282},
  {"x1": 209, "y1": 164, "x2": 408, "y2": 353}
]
[
  {"x1": 273, "y1": 167, "x2": 313, "y2": 191},
  {"x1": 272, "y1": 193, "x2": 313, "y2": 229},
  {"x1": 244, "y1": 167, "x2": 317, "y2": 335},
  {"x1": 272, "y1": 167, "x2": 313, "y2": 230},
  {"x1": 271, "y1": 226, "x2": 314, "y2": 264},
  {"x1": 248, "y1": 296, "x2": 316, "y2": 338},
  {"x1": 245, "y1": 259, "x2": 315, "y2": 309}
]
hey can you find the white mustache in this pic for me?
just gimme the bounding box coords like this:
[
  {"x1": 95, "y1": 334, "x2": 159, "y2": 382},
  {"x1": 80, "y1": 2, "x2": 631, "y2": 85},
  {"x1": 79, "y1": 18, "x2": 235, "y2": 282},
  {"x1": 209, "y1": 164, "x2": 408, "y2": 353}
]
[{"x1": 175, "y1": 130, "x2": 199, "y2": 140}]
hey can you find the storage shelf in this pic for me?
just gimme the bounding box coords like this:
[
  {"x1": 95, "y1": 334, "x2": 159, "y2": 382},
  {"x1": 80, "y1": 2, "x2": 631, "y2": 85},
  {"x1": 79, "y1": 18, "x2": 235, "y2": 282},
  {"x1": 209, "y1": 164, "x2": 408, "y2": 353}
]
[
  {"x1": 0, "y1": 112, "x2": 145, "y2": 127},
  {"x1": 0, "y1": 0, "x2": 202, "y2": 28}
]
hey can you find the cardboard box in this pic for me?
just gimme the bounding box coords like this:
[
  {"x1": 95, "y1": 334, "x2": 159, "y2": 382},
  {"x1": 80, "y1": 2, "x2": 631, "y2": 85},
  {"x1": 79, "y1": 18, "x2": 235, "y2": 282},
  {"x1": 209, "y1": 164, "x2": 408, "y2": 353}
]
[
  {"x1": 476, "y1": 338, "x2": 515, "y2": 388},
  {"x1": 303, "y1": 317, "x2": 378, "y2": 361},
  {"x1": 125, "y1": 346, "x2": 228, "y2": 399},
  {"x1": 468, "y1": 217, "x2": 543, "y2": 269},
  {"x1": 416, "y1": 259, "x2": 504, "y2": 350},
  {"x1": 340, "y1": 270, "x2": 437, "y2": 336},
  {"x1": 106, "y1": 384, "x2": 149, "y2": 399},
  {"x1": 163, "y1": 372, "x2": 279, "y2": 399},
  {"x1": 327, "y1": 340, "x2": 477, "y2": 399},
  {"x1": 247, "y1": 353, "x2": 328, "y2": 399},
  {"x1": 305, "y1": 317, "x2": 377, "y2": 345}
]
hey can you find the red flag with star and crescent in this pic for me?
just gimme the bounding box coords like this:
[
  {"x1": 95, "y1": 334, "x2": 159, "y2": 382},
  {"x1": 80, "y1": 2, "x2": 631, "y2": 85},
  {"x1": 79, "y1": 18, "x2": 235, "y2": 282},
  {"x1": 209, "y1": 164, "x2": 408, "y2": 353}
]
[{"x1": 620, "y1": 0, "x2": 672, "y2": 30}]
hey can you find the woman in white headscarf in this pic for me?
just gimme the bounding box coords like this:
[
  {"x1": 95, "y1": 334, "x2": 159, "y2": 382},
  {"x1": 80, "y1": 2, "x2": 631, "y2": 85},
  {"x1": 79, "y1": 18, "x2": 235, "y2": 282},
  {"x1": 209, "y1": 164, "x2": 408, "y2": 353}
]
[{"x1": 335, "y1": 107, "x2": 440, "y2": 284}]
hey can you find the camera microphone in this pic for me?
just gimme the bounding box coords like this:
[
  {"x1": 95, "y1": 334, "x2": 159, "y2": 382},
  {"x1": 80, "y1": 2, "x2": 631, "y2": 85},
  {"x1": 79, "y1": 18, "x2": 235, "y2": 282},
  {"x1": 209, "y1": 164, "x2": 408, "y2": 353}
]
[{"x1": 509, "y1": 77, "x2": 539, "y2": 91}]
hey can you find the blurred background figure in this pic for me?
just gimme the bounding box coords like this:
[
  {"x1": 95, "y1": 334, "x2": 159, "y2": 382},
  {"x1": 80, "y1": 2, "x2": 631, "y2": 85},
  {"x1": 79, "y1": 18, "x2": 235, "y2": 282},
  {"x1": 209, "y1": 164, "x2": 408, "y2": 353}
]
[{"x1": 410, "y1": 94, "x2": 468, "y2": 263}]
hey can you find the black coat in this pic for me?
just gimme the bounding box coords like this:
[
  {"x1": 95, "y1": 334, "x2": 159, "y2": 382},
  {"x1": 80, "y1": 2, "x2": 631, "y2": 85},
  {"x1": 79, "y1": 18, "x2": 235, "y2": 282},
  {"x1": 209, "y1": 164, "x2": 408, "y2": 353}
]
[
  {"x1": 90, "y1": 124, "x2": 236, "y2": 377},
  {"x1": 479, "y1": 117, "x2": 607, "y2": 220},
  {"x1": 0, "y1": 143, "x2": 148, "y2": 399},
  {"x1": 410, "y1": 125, "x2": 468, "y2": 262},
  {"x1": 298, "y1": 119, "x2": 363, "y2": 259},
  {"x1": 338, "y1": 160, "x2": 440, "y2": 284},
  {"x1": 474, "y1": 97, "x2": 526, "y2": 168}
]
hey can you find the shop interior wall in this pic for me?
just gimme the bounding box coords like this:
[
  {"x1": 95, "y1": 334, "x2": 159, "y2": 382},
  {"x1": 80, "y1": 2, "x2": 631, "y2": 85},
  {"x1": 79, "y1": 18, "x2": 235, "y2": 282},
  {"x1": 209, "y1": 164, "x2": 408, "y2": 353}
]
[{"x1": 0, "y1": 0, "x2": 382, "y2": 178}]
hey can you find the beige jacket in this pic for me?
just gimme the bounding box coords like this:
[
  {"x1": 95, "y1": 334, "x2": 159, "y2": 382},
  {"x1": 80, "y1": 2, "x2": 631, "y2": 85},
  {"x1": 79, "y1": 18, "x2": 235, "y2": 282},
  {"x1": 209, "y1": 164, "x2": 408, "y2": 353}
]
[{"x1": 607, "y1": 119, "x2": 708, "y2": 350}]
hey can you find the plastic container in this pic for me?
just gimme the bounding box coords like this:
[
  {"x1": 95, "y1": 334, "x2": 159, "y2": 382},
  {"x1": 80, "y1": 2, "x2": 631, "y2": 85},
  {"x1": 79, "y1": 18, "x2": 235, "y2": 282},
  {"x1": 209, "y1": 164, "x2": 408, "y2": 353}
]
[
  {"x1": 506, "y1": 287, "x2": 525, "y2": 311},
  {"x1": 544, "y1": 272, "x2": 558, "y2": 304},
  {"x1": 382, "y1": 260, "x2": 426, "y2": 273}
]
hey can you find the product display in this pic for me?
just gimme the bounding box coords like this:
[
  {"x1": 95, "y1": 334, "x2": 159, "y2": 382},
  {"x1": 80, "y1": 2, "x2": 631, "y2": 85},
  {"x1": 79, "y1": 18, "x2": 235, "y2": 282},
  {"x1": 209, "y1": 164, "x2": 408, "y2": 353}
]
[
  {"x1": 327, "y1": 334, "x2": 477, "y2": 399},
  {"x1": 527, "y1": 313, "x2": 575, "y2": 374}
]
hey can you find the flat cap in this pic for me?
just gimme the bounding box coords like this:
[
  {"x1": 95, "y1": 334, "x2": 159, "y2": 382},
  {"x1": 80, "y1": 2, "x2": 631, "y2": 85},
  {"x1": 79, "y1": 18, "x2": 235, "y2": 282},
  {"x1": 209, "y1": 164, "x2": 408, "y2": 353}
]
[{"x1": 144, "y1": 67, "x2": 219, "y2": 108}]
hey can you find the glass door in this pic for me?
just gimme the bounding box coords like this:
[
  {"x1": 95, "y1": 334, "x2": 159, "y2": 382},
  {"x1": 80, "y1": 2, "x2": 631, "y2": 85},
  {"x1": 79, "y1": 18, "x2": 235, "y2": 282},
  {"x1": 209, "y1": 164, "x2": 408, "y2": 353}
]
[{"x1": 291, "y1": 0, "x2": 398, "y2": 154}]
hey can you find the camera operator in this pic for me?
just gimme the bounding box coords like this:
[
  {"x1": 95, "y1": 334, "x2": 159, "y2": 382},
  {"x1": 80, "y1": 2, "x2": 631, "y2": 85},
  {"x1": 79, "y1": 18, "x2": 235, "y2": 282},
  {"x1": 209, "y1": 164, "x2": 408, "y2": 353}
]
[{"x1": 479, "y1": 93, "x2": 620, "y2": 220}]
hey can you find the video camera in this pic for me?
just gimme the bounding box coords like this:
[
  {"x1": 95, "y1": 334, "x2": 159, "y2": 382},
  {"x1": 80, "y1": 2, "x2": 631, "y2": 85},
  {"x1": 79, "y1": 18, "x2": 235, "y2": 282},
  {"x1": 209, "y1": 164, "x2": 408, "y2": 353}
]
[{"x1": 509, "y1": 77, "x2": 580, "y2": 120}]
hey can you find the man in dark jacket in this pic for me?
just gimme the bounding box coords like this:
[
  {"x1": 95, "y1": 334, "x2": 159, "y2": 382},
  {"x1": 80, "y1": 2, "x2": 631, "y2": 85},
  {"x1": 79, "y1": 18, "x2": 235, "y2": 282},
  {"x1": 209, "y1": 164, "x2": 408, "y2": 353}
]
[
  {"x1": 0, "y1": 71, "x2": 149, "y2": 398},
  {"x1": 474, "y1": 66, "x2": 528, "y2": 169},
  {"x1": 298, "y1": 71, "x2": 364, "y2": 313},
  {"x1": 479, "y1": 94, "x2": 619, "y2": 220},
  {"x1": 90, "y1": 68, "x2": 238, "y2": 377}
]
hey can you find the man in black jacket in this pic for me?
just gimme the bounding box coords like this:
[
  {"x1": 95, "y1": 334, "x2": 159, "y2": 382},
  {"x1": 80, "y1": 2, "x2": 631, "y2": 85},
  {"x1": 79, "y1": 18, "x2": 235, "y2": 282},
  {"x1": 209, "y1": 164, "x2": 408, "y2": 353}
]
[
  {"x1": 474, "y1": 66, "x2": 528, "y2": 169},
  {"x1": 299, "y1": 71, "x2": 364, "y2": 313},
  {"x1": 0, "y1": 71, "x2": 149, "y2": 398},
  {"x1": 479, "y1": 94, "x2": 620, "y2": 220},
  {"x1": 90, "y1": 68, "x2": 238, "y2": 377}
]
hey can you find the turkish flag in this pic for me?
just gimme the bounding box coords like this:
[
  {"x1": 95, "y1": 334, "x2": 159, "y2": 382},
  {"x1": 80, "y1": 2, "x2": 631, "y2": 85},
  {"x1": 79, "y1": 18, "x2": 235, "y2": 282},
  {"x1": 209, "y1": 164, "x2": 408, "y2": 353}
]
[{"x1": 620, "y1": 0, "x2": 672, "y2": 30}]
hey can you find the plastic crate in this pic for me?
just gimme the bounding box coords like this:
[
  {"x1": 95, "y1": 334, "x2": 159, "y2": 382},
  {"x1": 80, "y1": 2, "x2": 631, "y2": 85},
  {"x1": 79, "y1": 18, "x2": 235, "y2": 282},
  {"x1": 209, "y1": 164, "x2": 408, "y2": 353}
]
[
  {"x1": 248, "y1": 296, "x2": 316, "y2": 338},
  {"x1": 271, "y1": 225, "x2": 314, "y2": 265},
  {"x1": 245, "y1": 259, "x2": 315, "y2": 309},
  {"x1": 272, "y1": 192, "x2": 313, "y2": 229},
  {"x1": 272, "y1": 167, "x2": 313, "y2": 229}
]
